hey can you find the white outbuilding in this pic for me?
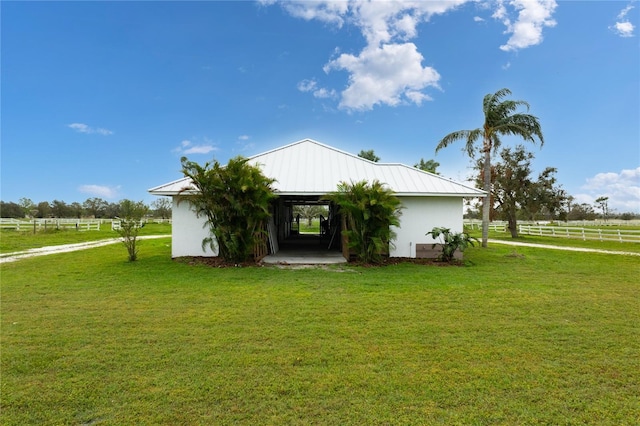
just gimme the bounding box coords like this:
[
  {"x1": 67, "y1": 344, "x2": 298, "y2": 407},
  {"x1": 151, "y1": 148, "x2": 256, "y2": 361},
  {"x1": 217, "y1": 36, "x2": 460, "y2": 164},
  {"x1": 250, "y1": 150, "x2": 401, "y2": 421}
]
[{"x1": 149, "y1": 139, "x2": 485, "y2": 261}]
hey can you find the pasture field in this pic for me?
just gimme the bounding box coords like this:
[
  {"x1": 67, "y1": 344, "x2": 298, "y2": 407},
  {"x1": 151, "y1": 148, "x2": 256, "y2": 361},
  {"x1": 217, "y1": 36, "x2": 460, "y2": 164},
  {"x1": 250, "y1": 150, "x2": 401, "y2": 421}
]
[
  {"x1": 295, "y1": 218, "x2": 322, "y2": 234},
  {"x1": 0, "y1": 222, "x2": 171, "y2": 254},
  {"x1": 1, "y1": 237, "x2": 638, "y2": 425},
  {"x1": 479, "y1": 228, "x2": 640, "y2": 254}
]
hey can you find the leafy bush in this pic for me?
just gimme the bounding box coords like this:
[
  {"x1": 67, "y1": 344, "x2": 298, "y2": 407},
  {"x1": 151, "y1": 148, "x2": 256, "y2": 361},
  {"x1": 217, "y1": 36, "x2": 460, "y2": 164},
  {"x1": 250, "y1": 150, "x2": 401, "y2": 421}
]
[
  {"x1": 116, "y1": 200, "x2": 148, "y2": 261},
  {"x1": 325, "y1": 180, "x2": 403, "y2": 264},
  {"x1": 426, "y1": 227, "x2": 478, "y2": 262},
  {"x1": 181, "y1": 156, "x2": 276, "y2": 263}
]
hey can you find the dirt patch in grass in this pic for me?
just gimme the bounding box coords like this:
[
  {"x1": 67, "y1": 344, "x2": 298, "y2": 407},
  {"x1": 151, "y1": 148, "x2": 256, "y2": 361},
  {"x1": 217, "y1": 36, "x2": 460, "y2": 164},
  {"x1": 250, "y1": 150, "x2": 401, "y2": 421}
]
[
  {"x1": 355, "y1": 257, "x2": 466, "y2": 267},
  {"x1": 174, "y1": 256, "x2": 260, "y2": 268},
  {"x1": 175, "y1": 256, "x2": 462, "y2": 268}
]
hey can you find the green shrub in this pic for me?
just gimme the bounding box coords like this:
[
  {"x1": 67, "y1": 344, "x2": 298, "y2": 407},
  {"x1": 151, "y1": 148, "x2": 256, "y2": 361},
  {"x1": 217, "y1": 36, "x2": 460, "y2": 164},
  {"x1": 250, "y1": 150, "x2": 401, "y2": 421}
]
[
  {"x1": 326, "y1": 180, "x2": 403, "y2": 264},
  {"x1": 116, "y1": 200, "x2": 148, "y2": 261},
  {"x1": 181, "y1": 156, "x2": 276, "y2": 263},
  {"x1": 426, "y1": 226, "x2": 478, "y2": 262}
]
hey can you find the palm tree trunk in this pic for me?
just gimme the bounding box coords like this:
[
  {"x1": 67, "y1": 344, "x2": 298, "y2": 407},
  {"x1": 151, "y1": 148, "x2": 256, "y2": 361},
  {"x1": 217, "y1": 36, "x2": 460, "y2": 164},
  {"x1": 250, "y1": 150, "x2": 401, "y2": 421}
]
[{"x1": 481, "y1": 144, "x2": 491, "y2": 248}]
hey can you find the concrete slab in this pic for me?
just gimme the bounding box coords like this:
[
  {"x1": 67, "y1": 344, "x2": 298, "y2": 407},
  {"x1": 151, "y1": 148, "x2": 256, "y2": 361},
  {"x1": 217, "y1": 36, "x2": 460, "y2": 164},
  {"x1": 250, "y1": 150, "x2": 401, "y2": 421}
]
[
  {"x1": 262, "y1": 249, "x2": 346, "y2": 265},
  {"x1": 262, "y1": 233, "x2": 347, "y2": 265}
]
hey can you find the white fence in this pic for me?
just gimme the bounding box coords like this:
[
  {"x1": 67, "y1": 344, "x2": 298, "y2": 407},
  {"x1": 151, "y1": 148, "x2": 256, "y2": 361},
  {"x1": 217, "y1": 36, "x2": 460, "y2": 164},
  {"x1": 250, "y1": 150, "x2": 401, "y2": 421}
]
[
  {"x1": 464, "y1": 221, "x2": 508, "y2": 232},
  {"x1": 111, "y1": 220, "x2": 146, "y2": 231},
  {"x1": 464, "y1": 220, "x2": 640, "y2": 243},
  {"x1": 0, "y1": 218, "x2": 101, "y2": 231},
  {"x1": 518, "y1": 225, "x2": 640, "y2": 243},
  {"x1": 151, "y1": 218, "x2": 172, "y2": 224}
]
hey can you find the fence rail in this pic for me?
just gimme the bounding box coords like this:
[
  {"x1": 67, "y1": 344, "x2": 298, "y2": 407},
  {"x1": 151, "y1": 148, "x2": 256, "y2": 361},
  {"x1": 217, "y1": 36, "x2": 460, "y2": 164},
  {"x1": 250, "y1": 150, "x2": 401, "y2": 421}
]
[
  {"x1": 464, "y1": 221, "x2": 508, "y2": 232},
  {"x1": 518, "y1": 225, "x2": 640, "y2": 243},
  {"x1": 465, "y1": 219, "x2": 640, "y2": 228},
  {"x1": 0, "y1": 218, "x2": 101, "y2": 231},
  {"x1": 111, "y1": 220, "x2": 147, "y2": 231},
  {"x1": 464, "y1": 220, "x2": 640, "y2": 243}
]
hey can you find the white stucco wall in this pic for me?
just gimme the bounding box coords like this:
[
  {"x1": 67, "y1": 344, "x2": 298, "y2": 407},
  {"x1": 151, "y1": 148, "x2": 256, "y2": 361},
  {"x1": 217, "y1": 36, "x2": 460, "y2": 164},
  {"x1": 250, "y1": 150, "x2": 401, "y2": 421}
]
[
  {"x1": 171, "y1": 197, "x2": 217, "y2": 258},
  {"x1": 170, "y1": 195, "x2": 464, "y2": 259},
  {"x1": 390, "y1": 196, "x2": 464, "y2": 258}
]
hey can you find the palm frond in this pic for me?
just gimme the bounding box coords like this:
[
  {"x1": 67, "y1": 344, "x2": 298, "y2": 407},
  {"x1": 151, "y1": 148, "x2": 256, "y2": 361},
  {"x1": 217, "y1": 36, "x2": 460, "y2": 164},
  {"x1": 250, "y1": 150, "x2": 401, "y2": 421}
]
[{"x1": 436, "y1": 129, "x2": 480, "y2": 153}]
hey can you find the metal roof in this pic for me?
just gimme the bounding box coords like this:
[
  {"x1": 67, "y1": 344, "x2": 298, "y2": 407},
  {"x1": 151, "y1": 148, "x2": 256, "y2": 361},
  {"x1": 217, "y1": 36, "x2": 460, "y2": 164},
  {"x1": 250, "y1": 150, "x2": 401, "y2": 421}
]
[{"x1": 148, "y1": 139, "x2": 486, "y2": 198}]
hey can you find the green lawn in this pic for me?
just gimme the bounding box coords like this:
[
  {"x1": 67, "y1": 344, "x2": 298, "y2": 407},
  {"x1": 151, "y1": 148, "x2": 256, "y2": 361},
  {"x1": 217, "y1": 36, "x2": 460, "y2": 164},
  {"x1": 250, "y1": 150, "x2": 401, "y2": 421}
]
[
  {"x1": 296, "y1": 218, "x2": 322, "y2": 234},
  {"x1": 1, "y1": 238, "x2": 639, "y2": 424},
  {"x1": 0, "y1": 222, "x2": 171, "y2": 254},
  {"x1": 474, "y1": 228, "x2": 640, "y2": 254}
]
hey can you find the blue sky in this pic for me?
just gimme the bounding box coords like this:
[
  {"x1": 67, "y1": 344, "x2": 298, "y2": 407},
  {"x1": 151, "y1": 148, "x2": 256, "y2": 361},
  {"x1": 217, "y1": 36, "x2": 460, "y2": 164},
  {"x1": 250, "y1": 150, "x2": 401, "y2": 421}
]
[{"x1": 2, "y1": 0, "x2": 639, "y2": 213}]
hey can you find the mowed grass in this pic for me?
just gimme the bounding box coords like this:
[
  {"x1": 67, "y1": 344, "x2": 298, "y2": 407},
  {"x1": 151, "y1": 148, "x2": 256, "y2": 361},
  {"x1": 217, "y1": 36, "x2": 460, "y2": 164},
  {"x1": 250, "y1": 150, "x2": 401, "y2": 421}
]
[
  {"x1": 297, "y1": 218, "x2": 322, "y2": 234},
  {"x1": 1, "y1": 238, "x2": 639, "y2": 425},
  {"x1": 477, "y1": 228, "x2": 640, "y2": 254},
  {"x1": 0, "y1": 222, "x2": 171, "y2": 253}
]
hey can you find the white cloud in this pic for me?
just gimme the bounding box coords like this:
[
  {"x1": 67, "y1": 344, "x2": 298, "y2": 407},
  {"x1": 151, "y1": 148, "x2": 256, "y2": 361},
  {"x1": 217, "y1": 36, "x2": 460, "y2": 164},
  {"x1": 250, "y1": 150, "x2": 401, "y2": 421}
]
[
  {"x1": 174, "y1": 138, "x2": 217, "y2": 156},
  {"x1": 493, "y1": 0, "x2": 558, "y2": 52},
  {"x1": 69, "y1": 123, "x2": 91, "y2": 133},
  {"x1": 610, "y1": 3, "x2": 635, "y2": 37},
  {"x1": 620, "y1": 4, "x2": 634, "y2": 18},
  {"x1": 267, "y1": 1, "x2": 470, "y2": 111},
  {"x1": 312, "y1": 87, "x2": 337, "y2": 99},
  {"x1": 324, "y1": 42, "x2": 439, "y2": 110},
  {"x1": 297, "y1": 79, "x2": 318, "y2": 92},
  {"x1": 280, "y1": 1, "x2": 348, "y2": 27},
  {"x1": 348, "y1": 1, "x2": 468, "y2": 45},
  {"x1": 78, "y1": 184, "x2": 120, "y2": 199},
  {"x1": 268, "y1": 0, "x2": 558, "y2": 111},
  {"x1": 236, "y1": 135, "x2": 255, "y2": 152},
  {"x1": 184, "y1": 145, "x2": 215, "y2": 155},
  {"x1": 492, "y1": 2, "x2": 508, "y2": 21},
  {"x1": 576, "y1": 167, "x2": 640, "y2": 213},
  {"x1": 68, "y1": 122, "x2": 113, "y2": 135},
  {"x1": 297, "y1": 79, "x2": 337, "y2": 99},
  {"x1": 612, "y1": 21, "x2": 635, "y2": 37}
]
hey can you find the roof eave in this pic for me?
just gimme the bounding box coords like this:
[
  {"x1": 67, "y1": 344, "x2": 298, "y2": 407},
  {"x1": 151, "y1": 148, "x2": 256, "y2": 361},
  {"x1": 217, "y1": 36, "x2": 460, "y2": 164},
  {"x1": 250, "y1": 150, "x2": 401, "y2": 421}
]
[{"x1": 394, "y1": 192, "x2": 487, "y2": 198}]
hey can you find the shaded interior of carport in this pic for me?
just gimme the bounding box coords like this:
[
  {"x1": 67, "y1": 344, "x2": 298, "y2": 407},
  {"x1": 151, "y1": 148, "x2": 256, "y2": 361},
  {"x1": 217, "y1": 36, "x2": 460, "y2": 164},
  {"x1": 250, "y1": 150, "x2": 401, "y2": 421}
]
[{"x1": 262, "y1": 194, "x2": 347, "y2": 264}]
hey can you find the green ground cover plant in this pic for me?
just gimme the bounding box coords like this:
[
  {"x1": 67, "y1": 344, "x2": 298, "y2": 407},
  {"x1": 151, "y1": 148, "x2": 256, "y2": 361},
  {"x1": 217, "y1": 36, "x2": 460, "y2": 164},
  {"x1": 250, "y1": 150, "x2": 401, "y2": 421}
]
[
  {"x1": 1, "y1": 238, "x2": 639, "y2": 424},
  {"x1": 0, "y1": 222, "x2": 171, "y2": 254},
  {"x1": 426, "y1": 226, "x2": 478, "y2": 262}
]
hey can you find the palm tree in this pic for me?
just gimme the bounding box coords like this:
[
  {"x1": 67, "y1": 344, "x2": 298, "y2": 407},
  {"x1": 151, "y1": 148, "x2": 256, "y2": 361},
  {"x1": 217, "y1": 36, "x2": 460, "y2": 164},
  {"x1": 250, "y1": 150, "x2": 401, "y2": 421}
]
[
  {"x1": 435, "y1": 88, "x2": 544, "y2": 247},
  {"x1": 325, "y1": 180, "x2": 403, "y2": 264}
]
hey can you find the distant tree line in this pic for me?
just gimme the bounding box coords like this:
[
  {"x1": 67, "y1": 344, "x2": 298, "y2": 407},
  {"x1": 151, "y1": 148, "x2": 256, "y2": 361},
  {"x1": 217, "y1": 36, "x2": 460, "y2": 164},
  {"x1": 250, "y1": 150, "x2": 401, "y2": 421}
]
[
  {"x1": 355, "y1": 147, "x2": 639, "y2": 226},
  {"x1": 461, "y1": 145, "x2": 639, "y2": 224},
  {"x1": 0, "y1": 197, "x2": 172, "y2": 219}
]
